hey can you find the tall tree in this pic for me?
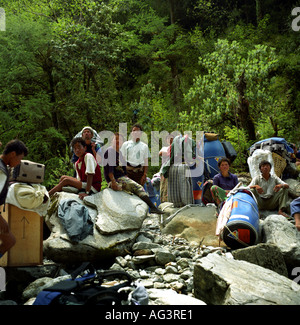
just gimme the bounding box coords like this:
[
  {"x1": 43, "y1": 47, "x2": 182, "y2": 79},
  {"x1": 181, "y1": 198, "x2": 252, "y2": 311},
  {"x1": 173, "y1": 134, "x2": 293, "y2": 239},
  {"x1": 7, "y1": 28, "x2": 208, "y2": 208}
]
[{"x1": 181, "y1": 39, "x2": 279, "y2": 140}]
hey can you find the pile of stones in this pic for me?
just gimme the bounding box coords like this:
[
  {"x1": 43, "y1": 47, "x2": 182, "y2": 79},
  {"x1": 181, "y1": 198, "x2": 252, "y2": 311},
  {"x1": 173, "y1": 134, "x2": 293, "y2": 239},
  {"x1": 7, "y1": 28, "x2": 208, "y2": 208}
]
[{"x1": 1, "y1": 196, "x2": 300, "y2": 305}]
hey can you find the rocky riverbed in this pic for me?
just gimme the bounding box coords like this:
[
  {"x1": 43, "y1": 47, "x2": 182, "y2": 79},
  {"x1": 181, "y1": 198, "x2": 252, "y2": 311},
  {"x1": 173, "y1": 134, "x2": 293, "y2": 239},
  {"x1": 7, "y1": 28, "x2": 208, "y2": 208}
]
[
  {"x1": 1, "y1": 176, "x2": 300, "y2": 306},
  {"x1": 1, "y1": 206, "x2": 300, "y2": 305},
  {"x1": 0, "y1": 210, "x2": 209, "y2": 305}
]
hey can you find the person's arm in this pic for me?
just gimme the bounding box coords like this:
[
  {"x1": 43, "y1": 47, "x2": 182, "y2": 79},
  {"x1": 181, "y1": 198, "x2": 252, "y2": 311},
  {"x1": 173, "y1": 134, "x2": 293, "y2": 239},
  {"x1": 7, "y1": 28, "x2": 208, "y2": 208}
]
[
  {"x1": 91, "y1": 142, "x2": 100, "y2": 158},
  {"x1": 108, "y1": 172, "x2": 120, "y2": 191},
  {"x1": 249, "y1": 177, "x2": 264, "y2": 194},
  {"x1": 274, "y1": 183, "x2": 289, "y2": 192},
  {"x1": 140, "y1": 158, "x2": 148, "y2": 186},
  {"x1": 78, "y1": 154, "x2": 96, "y2": 199},
  {"x1": 85, "y1": 173, "x2": 93, "y2": 194},
  {"x1": 213, "y1": 174, "x2": 219, "y2": 186},
  {"x1": 78, "y1": 173, "x2": 94, "y2": 199},
  {"x1": 273, "y1": 175, "x2": 289, "y2": 192},
  {"x1": 119, "y1": 142, "x2": 127, "y2": 163},
  {"x1": 249, "y1": 184, "x2": 263, "y2": 193}
]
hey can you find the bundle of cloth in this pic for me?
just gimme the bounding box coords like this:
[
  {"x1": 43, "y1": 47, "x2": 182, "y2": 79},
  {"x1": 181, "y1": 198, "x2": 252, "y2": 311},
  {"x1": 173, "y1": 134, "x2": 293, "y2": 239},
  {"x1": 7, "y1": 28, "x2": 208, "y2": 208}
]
[{"x1": 5, "y1": 182, "x2": 50, "y2": 216}]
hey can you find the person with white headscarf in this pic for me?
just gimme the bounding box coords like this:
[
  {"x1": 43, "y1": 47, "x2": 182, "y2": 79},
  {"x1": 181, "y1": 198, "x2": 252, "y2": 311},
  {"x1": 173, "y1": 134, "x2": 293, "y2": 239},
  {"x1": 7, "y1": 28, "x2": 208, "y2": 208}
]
[{"x1": 71, "y1": 126, "x2": 103, "y2": 164}]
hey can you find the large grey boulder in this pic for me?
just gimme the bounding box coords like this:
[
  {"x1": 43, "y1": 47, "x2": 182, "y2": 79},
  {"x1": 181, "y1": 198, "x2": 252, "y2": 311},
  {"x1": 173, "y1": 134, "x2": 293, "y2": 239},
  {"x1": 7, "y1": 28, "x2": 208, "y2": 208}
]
[
  {"x1": 231, "y1": 243, "x2": 288, "y2": 277},
  {"x1": 160, "y1": 203, "x2": 221, "y2": 246},
  {"x1": 43, "y1": 189, "x2": 148, "y2": 263},
  {"x1": 262, "y1": 214, "x2": 300, "y2": 270},
  {"x1": 194, "y1": 254, "x2": 300, "y2": 305},
  {"x1": 147, "y1": 288, "x2": 206, "y2": 305}
]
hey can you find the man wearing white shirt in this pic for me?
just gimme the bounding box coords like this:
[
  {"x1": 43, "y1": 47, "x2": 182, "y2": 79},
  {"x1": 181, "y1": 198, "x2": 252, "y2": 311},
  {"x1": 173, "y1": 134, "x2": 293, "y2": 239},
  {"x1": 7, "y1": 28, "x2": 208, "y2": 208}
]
[
  {"x1": 120, "y1": 124, "x2": 150, "y2": 186},
  {"x1": 249, "y1": 160, "x2": 289, "y2": 217}
]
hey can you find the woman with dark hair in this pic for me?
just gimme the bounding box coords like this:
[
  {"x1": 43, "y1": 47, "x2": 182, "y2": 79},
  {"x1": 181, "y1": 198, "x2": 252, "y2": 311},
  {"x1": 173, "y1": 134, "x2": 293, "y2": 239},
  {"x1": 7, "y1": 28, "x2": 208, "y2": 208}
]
[{"x1": 211, "y1": 157, "x2": 238, "y2": 206}]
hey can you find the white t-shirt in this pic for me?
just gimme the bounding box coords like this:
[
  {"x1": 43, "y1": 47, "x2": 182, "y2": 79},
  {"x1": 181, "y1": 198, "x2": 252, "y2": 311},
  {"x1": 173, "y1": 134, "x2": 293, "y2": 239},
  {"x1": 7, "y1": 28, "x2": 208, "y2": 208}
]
[
  {"x1": 76, "y1": 153, "x2": 97, "y2": 180},
  {"x1": 120, "y1": 140, "x2": 150, "y2": 166},
  {"x1": 249, "y1": 173, "x2": 287, "y2": 199},
  {"x1": 159, "y1": 146, "x2": 170, "y2": 165}
]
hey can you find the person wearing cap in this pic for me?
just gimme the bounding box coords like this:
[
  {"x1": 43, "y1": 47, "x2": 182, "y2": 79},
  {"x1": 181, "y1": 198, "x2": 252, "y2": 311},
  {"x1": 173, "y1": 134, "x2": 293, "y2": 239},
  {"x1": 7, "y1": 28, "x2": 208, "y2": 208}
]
[
  {"x1": 249, "y1": 160, "x2": 289, "y2": 217},
  {"x1": 0, "y1": 140, "x2": 28, "y2": 259},
  {"x1": 71, "y1": 126, "x2": 102, "y2": 164}
]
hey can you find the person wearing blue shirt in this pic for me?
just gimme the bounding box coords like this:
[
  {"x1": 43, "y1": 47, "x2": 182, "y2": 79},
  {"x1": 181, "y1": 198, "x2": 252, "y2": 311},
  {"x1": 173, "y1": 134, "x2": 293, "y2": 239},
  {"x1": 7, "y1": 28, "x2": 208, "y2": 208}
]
[
  {"x1": 211, "y1": 157, "x2": 238, "y2": 206},
  {"x1": 290, "y1": 197, "x2": 300, "y2": 231}
]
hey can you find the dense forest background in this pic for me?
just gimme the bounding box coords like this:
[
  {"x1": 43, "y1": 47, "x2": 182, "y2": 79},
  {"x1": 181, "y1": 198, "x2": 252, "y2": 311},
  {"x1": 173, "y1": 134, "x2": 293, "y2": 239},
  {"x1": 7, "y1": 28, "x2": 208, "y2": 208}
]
[{"x1": 0, "y1": 0, "x2": 299, "y2": 188}]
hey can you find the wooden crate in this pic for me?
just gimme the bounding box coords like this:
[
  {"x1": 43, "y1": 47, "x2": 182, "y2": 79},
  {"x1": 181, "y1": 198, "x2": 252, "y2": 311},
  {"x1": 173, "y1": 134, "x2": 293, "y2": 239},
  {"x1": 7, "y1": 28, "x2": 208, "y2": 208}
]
[{"x1": 0, "y1": 204, "x2": 43, "y2": 267}]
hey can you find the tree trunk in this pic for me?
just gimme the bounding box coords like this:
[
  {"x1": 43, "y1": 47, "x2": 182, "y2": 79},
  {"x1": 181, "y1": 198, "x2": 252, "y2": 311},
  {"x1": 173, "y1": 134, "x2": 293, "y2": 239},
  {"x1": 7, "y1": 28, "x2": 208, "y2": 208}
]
[
  {"x1": 169, "y1": 0, "x2": 175, "y2": 24},
  {"x1": 236, "y1": 71, "x2": 256, "y2": 141},
  {"x1": 255, "y1": 0, "x2": 262, "y2": 25}
]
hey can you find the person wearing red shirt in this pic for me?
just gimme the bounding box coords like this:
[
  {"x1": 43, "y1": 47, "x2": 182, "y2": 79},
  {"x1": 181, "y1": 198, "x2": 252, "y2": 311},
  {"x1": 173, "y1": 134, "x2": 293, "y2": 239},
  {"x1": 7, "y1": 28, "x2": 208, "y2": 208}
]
[{"x1": 49, "y1": 137, "x2": 102, "y2": 200}]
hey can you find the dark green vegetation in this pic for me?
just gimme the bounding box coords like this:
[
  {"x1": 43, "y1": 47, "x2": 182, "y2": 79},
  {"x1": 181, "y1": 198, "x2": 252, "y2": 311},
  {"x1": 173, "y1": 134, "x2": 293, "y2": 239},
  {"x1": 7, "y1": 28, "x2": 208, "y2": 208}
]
[{"x1": 0, "y1": 0, "x2": 299, "y2": 187}]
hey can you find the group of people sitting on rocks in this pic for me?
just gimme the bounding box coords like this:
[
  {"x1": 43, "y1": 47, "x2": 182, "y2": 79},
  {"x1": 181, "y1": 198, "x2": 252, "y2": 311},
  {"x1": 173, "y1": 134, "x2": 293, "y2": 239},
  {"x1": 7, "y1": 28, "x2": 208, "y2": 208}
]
[
  {"x1": 48, "y1": 125, "x2": 165, "y2": 215},
  {"x1": 1, "y1": 126, "x2": 299, "y2": 262},
  {"x1": 210, "y1": 157, "x2": 300, "y2": 231},
  {"x1": 46, "y1": 124, "x2": 300, "y2": 233}
]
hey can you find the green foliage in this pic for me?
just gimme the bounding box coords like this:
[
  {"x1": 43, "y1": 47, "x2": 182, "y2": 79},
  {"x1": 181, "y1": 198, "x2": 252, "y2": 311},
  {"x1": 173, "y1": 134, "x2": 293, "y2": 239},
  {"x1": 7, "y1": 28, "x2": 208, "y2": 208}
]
[
  {"x1": 132, "y1": 82, "x2": 177, "y2": 133},
  {"x1": 0, "y1": 0, "x2": 299, "y2": 185},
  {"x1": 180, "y1": 38, "x2": 279, "y2": 139},
  {"x1": 223, "y1": 126, "x2": 250, "y2": 169},
  {"x1": 44, "y1": 149, "x2": 74, "y2": 189}
]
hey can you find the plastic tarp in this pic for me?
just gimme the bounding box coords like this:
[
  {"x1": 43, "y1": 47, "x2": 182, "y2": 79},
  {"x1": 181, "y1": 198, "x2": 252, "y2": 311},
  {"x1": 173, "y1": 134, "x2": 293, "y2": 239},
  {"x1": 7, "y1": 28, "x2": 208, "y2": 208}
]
[
  {"x1": 247, "y1": 149, "x2": 276, "y2": 179},
  {"x1": 249, "y1": 137, "x2": 294, "y2": 154}
]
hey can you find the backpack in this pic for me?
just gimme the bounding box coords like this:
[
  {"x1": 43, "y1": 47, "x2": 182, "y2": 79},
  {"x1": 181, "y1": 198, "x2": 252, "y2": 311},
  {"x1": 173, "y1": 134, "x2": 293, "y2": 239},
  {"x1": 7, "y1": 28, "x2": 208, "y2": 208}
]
[
  {"x1": 33, "y1": 262, "x2": 148, "y2": 305},
  {"x1": 201, "y1": 180, "x2": 214, "y2": 205}
]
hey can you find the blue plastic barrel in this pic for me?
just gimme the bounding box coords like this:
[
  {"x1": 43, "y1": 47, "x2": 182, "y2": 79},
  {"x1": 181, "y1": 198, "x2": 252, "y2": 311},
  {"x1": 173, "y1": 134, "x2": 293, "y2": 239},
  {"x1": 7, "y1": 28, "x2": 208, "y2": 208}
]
[
  {"x1": 192, "y1": 173, "x2": 204, "y2": 204},
  {"x1": 204, "y1": 136, "x2": 226, "y2": 179},
  {"x1": 221, "y1": 191, "x2": 259, "y2": 249}
]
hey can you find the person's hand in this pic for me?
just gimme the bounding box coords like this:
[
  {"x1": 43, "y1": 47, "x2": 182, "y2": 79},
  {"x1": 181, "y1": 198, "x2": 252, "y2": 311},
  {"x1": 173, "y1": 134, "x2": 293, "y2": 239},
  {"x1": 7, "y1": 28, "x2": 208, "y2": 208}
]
[
  {"x1": 274, "y1": 184, "x2": 283, "y2": 193},
  {"x1": 111, "y1": 180, "x2": 121, "y2": 191},
  {"x1": 251, "y1": 185, "x2": 263, "y2": 194},
  {"x1": 256, "y1": 186, "x2": 264, "y2": 194},
  {"x1": 79, "y1": 193, "x2": 88, "y2": 200}
]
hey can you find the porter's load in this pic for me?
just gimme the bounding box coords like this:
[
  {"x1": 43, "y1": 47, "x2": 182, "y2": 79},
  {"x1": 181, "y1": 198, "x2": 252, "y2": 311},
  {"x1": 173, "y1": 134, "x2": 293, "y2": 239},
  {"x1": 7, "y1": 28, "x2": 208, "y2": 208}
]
[
  {"x1": 217, "y1": 189, "x2": 259, "y2": 249},
  {"x1": 11, "y1": 160, "x2": 45, "y2": 184},
  {"x1": 204, "y1": 133, "x2": 226, "y2": 179},
  {"x1": 249, "y1": 137, "x2": 293, "y2": 157},
  {"x1": 221, "y1": 140, "x2": 237, "y2": 163}
]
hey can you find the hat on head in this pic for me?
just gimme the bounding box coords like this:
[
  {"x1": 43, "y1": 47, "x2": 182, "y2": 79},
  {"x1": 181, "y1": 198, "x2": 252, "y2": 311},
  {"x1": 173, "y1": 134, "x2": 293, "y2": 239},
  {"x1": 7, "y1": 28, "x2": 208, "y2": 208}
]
[{"x1": 81, "y1": 126, "x2": 94, "y2": 135}]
